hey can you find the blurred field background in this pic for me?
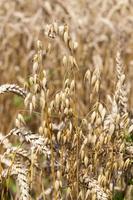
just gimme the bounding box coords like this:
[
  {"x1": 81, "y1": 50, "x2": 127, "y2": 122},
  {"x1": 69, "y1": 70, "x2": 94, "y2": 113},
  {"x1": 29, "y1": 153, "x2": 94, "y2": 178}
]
[{"x1": 0, "y1": 0, "x2": 133, "y2": 200}]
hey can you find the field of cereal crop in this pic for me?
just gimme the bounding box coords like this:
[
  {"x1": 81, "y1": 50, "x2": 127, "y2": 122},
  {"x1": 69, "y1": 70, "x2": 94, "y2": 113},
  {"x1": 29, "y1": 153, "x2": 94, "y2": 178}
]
[{"x1": 0, "y1": 1, "x2": 133, "y2": 199}]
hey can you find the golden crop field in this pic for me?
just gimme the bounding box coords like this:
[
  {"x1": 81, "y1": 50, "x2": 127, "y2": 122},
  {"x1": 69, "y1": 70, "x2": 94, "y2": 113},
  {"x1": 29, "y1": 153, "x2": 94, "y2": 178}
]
[{"x1": 0, "y1": 0, "x2": 133, "y2": 199}]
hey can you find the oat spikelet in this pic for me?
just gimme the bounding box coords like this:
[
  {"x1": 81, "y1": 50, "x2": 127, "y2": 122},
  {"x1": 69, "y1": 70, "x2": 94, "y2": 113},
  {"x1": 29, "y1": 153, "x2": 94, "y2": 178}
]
[{"x1": 0, "y1": 84, "x2": 27, "y2": 98}]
